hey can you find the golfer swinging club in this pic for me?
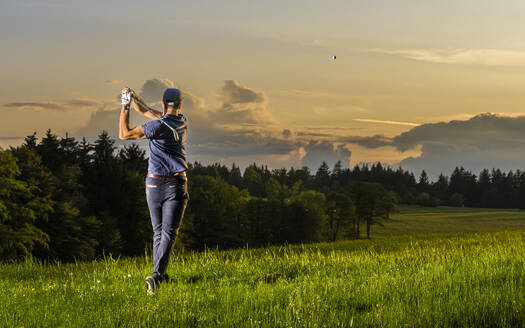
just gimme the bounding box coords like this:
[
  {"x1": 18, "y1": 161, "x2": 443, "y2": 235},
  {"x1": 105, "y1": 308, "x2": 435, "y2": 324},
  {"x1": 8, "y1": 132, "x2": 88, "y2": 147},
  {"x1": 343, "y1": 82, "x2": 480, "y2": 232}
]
[{"x1": 119, "y1": 87, "x2": 189, "y2": 294}]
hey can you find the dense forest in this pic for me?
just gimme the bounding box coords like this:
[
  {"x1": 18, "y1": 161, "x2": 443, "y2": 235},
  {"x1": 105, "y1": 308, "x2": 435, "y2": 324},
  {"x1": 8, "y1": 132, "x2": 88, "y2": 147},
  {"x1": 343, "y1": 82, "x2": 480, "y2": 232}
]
[{"x1": 1, "y1": 130, "x2": 525, "y2": 262}]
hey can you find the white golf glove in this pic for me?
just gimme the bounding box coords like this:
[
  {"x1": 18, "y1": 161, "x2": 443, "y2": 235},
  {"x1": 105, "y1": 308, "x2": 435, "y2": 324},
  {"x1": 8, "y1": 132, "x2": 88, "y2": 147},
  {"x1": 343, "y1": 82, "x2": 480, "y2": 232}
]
[{"x1": 121, "y1": 88, "x2": 132, "y2": 108}]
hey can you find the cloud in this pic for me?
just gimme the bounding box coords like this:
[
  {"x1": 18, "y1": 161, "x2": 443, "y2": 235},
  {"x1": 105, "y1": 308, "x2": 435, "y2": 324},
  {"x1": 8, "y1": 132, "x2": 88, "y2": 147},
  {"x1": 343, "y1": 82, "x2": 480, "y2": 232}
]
[
  {"x1": 139, "y1": 78, "x2": 176, "y2": 103},
  {"x1": 294, "y1": 130, "x2": 394, "y2": 150},
  {"x1": 353, "y1": 118, "x2": 419, "y2": 127},
  {"x1": 75, "y1": 109, "x2": 123, "y2": 138},
  {"x1": 392, "y1": 113, "x2": 525, "y2": 178},
  {"x1": 67, "y1": 99, "x2": 102, "y2": 107},
  {"x1": 301, "y1": 141, "x2": 351, "y2": 171},
  {"x1": 393, "y1": 113, "x2": 525, "y2": 152},
  {"x1": 66, "y1": 98, "x2": 119, "y2": 110},
  {"x1": 185, "y1": 80, "x2": 298, "y2": 161},
  {"x1": 340, "y1": 135, "x2": 394, "y2": 149},
  {"x1": 213, "y1": 80, "x2": 275, "y2": 125},
  {"x1": 4, "y1": 98, "x2": 118, "y2": 112},
  {"x1": 105, "y1": 80, "x2": 123, "y2": 85},
  {"x1": 4, "y1": 102, "x2": 66, "y2": 111},
  {"x1": 0, "y1": 136, "x2": 25, "y2": 140},
  {"x1": 371, "y1": 48, "x2": 525, "y2": 67},
  {"x1": 221, "y1": 80, "x2": 266, "y2": 104},
  {"x1": 181, "y1": 90, "x2": 206, "y2": 111}
]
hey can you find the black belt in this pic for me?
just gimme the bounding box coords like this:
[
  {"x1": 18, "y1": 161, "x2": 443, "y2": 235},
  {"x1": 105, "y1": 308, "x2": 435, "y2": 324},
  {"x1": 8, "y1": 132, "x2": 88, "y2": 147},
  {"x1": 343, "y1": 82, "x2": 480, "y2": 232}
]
[{"x1": 146, "y1": 171, "x2": 186, "y2": 179}]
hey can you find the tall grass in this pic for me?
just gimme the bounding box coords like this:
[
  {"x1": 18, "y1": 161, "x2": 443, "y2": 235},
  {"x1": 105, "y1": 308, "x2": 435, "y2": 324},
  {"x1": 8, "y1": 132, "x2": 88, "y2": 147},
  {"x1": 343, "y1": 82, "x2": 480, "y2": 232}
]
[{"x1": 2, "y1": 230, "x2": 525, "y2": 327}]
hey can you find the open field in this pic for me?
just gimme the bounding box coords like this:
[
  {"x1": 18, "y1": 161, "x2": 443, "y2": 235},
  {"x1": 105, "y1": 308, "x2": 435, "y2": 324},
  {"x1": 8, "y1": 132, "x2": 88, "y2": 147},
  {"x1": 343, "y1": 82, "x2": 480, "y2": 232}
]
[
  {"x1": 373, "y1": 205, "x2": 525, "y2": 236},
  {"x1": 3, "y1": 206, "x2": 525, "y2": 327}
]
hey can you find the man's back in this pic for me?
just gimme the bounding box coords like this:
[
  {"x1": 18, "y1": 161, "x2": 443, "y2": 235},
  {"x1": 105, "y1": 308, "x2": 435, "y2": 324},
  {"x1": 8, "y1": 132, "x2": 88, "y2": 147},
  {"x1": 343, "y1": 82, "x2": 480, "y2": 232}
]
[{"x1": 142, "y1": 113, "x2": 188, "y2": 175}]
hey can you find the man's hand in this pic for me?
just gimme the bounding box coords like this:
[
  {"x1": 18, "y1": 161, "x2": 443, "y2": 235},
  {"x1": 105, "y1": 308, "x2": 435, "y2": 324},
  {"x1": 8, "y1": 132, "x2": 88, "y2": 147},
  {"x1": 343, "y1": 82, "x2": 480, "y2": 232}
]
[{"x1": 121, "y1": 87, "x2": 132, "y2": 109}]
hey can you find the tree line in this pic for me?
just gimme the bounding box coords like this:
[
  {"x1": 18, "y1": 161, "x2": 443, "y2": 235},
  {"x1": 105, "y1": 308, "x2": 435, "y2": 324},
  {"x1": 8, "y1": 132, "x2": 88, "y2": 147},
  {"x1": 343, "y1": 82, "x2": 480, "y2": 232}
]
[{"x1": 1, "y1": 130, "x2": 523, "y2": 262}]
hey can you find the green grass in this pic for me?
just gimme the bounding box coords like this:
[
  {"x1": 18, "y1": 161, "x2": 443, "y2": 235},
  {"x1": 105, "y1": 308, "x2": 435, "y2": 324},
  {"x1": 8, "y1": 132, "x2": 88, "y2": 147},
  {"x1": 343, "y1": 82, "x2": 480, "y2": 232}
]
[
  {"x1": 3, "y1": 206, "x2": 525, "y2": 327},
  {"x1": 373, "y1": 205, "x2": 525, "y2": 236}
]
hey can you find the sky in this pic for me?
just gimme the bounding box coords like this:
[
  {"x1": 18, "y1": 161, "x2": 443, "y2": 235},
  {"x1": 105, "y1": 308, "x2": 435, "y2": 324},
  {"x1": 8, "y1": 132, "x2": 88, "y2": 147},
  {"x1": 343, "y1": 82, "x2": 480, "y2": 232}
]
[{"x1": 3, "y1": 0, "x2": 525, "y2": 179}]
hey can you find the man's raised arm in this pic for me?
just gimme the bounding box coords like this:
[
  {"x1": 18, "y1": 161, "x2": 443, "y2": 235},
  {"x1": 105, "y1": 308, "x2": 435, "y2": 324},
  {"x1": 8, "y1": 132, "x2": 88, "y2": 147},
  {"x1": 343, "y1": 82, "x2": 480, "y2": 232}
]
[{"x1": 119, "y1": 88, "x2": 146, "y2": 140}]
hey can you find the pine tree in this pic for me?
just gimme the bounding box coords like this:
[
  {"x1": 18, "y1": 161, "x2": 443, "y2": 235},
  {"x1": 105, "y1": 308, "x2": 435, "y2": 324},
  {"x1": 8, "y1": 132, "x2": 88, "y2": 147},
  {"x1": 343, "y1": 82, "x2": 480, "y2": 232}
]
[
  {"x1": 314, "y1": 161, "x2": 330, "y2": 191},
  {"x1": 24, "y1": 132, "x2": 38, "y2": 149}
]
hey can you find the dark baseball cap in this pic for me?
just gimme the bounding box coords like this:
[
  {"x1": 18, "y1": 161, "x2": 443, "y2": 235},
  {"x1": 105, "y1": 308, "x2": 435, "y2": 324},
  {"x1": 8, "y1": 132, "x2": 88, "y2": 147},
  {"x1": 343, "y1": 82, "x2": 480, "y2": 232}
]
[{"x1": 162, "y1": 88, "x2": 183, "y2": 106}]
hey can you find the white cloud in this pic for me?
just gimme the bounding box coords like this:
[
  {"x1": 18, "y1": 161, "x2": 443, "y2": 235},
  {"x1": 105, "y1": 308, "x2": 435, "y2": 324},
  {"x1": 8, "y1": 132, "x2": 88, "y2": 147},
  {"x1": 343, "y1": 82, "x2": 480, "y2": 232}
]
[
  {"x1": 371, "y1": 48, "x2": 525, "y2": 66},
  {"x1": 353, "y1": 118, "x2": 419, "y2": 127}
]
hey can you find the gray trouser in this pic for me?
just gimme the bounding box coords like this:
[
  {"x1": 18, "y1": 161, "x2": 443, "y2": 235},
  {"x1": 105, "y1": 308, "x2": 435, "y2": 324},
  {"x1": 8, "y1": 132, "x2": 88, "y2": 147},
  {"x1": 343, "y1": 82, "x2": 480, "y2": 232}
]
[{"x1": 145, "y1": 175, "x2": 189, "y2": 282}]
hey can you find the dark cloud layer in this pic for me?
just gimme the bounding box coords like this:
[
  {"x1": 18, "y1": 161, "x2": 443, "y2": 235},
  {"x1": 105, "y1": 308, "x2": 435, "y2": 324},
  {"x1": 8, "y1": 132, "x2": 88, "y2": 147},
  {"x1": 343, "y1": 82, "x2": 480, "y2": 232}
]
[
  {"x1": 0, "y1": 136, "x2": 25, "y2": 140},
  {"x1": 5, "y1": 98, "x2": 117, "y2": 111},
  {"x1": 394, "y1": 113, "x2": 525, "y2": 151},
  {"x1": 301, "y1": 141, "x2": 351, "y2": 170},
  {"x1": 67, "y1": 99, "x2": 104, "y2": 107},
  {"x1": 394, "y1": 113, "x2": 525, "y2": 178},
  {"x1": 341, "y1": 135, "x2": 393, "y2": 149},
  {"x1": 139, "y1": 78, "x2": 176, "y2": 103}
]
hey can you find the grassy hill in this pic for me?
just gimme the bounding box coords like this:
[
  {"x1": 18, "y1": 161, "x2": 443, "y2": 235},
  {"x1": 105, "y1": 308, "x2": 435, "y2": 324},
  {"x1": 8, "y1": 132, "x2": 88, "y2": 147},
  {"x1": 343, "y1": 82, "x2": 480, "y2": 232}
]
[{"x1": 3, "y1": 206, "x2": 525, "y2": 327}]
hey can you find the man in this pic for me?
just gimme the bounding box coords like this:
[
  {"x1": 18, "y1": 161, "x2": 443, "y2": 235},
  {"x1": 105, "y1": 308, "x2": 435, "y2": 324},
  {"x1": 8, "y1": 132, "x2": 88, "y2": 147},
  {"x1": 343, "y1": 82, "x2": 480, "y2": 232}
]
[{"x1": 119, "y1": 87, "x2": 189, "y2": 294}]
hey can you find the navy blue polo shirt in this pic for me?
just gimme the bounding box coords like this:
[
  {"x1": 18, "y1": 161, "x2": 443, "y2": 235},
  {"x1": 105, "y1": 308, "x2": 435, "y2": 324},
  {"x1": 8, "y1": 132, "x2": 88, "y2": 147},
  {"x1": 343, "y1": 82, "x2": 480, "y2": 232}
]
[{"x1": 142, "y1": 114, "x2": 188, "y2": 175}]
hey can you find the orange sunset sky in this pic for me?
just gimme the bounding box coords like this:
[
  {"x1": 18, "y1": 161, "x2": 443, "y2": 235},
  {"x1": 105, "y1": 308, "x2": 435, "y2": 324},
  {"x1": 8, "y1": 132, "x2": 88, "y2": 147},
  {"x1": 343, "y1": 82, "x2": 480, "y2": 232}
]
[{"x1": 3, "y1": 0, "x2": 525, "y2": 178}]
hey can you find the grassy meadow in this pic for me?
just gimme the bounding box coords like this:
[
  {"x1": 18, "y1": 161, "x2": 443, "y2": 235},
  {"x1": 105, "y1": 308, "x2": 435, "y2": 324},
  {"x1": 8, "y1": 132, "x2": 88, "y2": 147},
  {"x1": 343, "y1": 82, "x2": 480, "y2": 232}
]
[
  {"x1": 374, "y1": 205, "x2": 525, "y2": 236},
  {"x1": 2, "y1": 206, "x2": 525, "y2": 327}
]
